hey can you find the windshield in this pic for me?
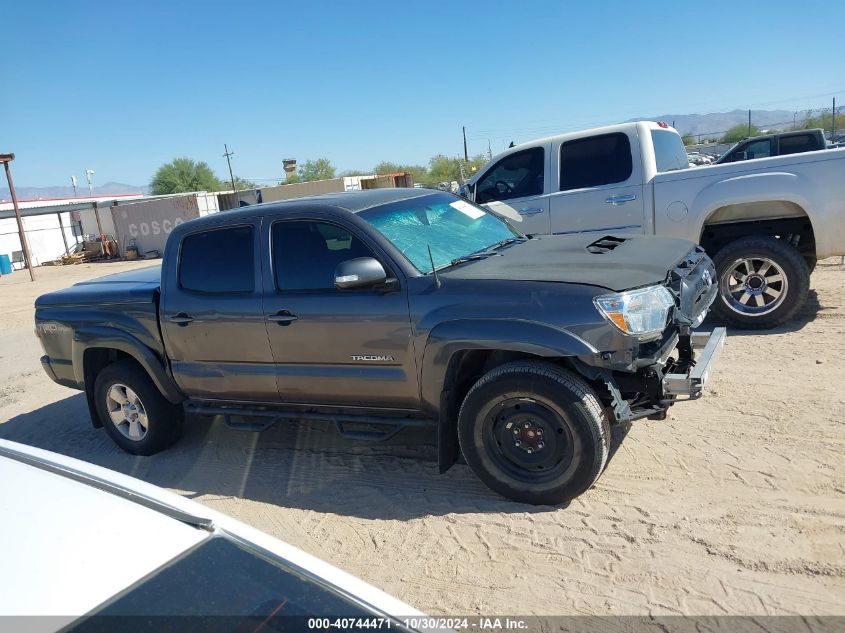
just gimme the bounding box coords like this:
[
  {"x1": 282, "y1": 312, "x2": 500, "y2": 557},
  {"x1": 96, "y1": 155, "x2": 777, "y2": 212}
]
[{"x1": 358, "y1": 192, "x2": 520, "y2": 272}]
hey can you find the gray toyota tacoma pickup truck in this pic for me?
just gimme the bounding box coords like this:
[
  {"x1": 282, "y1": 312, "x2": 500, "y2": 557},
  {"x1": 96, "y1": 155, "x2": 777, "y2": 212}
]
[{"x1": 36, "y1": 189, "x2": 725, "y2": 504}]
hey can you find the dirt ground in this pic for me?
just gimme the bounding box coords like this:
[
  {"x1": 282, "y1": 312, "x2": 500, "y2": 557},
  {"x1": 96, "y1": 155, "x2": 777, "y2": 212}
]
[{"x1": 1, "y1": 259, "x2": 843, "y2": 617}]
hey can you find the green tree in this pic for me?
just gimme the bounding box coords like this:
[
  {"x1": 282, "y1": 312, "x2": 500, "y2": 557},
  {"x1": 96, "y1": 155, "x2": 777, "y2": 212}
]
[
  {"x1": 150, "y1": 158, "x2": 222, "y2": 194},
  {"x1": 721, "y1": 124, "x2": 762, "y2": 143},
  {"x1": 681, "y1": 133, "x2": 696, "y2": 146},
  {"x1": 338, "y1": 169, "x2": 369, "y2": 177},
  {"x1": 297, "y1": 158, "x2": 336, "y2": 182},
  {"x1": 229, "y1": 176, "x2": 257, "y2": 190},
  {"x1": 800, "y1": 112, "x2": 845, "y2": 133}
]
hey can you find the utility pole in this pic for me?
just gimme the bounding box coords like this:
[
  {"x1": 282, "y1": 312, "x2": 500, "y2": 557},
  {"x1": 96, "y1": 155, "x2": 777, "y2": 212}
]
[
  {"x1": 487, "y1": 139, "x2": 493, "y2": 161},
  {"x1": 223, "y1": 144, "x2": 240, "y2": 207},
  {"x1": 793, "y1": 112, "x2": 797, "y2": 130},
  {"x1": 71, "y1": 175, "x2": 78, "y2": 197},
  {"x1": 462, "y1": 126, "x2": 468, "y2": 162},
  {"x1": 833, "y1": 97, "x2": 837, "y2": 141},
  {"x1": 748, "y1": 109, "x2": 752, "y2": 137},
  {"x1": 0, "y1": 153, "x2": 35, "y2": 281}
]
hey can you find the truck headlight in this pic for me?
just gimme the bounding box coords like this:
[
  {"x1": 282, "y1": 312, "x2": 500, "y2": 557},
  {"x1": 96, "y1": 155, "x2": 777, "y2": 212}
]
[{"x1": 594, "y1": 285, "x2": 675, "y2": 336}]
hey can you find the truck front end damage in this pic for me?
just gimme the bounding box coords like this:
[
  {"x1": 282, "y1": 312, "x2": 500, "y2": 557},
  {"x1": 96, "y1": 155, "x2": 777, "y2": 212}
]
[{"x1": 575, "y1": 245, "x2": 725, "y2": 422}]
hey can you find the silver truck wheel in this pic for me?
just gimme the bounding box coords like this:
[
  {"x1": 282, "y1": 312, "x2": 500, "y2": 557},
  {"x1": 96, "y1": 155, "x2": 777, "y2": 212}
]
[
  {"x1": 711, "y1": 236, "x2": 809, "y2": 330},
  {"x1": 94, "y1": 359, "x2": 184, "y2": 456},
  {"x1": 105, "y1": 384, "x2": 149, "y2": 441},
  {"x1": 719, "y1": 256, "x2": 788, "y2": 317}
]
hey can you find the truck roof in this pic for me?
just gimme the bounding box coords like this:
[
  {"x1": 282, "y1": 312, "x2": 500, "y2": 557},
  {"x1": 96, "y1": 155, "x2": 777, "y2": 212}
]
[{"x1": 221, "y1": 187, "x2": 439, "y2": 220}]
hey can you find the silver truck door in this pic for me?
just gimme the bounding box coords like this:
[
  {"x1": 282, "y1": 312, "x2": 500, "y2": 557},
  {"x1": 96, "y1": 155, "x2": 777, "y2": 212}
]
[
  {"x1": 473, "y1": 145, "x2": 551, "y2": 235},
  {"x1": 548, "y1": 130, "x2": 645, "y2": 236}
]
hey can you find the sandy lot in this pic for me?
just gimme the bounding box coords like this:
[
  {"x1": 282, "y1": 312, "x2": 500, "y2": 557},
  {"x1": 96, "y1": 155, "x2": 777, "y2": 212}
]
[{"x1": 1, "y1": 259, "x2": 843, "y2": 617}]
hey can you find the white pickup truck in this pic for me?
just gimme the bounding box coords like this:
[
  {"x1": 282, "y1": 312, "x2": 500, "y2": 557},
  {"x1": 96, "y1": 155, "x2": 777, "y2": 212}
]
[{"x1": 464, "y1": 121, "x2": 845, "y2": 329}]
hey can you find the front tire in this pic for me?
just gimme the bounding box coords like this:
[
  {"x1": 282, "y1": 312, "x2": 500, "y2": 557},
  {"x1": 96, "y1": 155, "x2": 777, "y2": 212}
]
[
  {"x1": 94, "y1": 359, "x2": 184, "y2": 455},
  {"x1": 711, "y1": 236, "x2": 809, "y2": 329},
  {"x1": 457, "y1": 361, "x2": 609, "y2": 505}
]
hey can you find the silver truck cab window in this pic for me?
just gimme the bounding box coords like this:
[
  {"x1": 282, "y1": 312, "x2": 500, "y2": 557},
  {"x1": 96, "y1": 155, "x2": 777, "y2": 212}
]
[
  {"x1": 651, "y1": 129, "x2": 690, "y2": 172},
  {"x1": 475, "y1": 148, "x2": 544, "y2": 203},
  {"x1": 559, "y1": 132, "x2": 632, "y2": 191}
]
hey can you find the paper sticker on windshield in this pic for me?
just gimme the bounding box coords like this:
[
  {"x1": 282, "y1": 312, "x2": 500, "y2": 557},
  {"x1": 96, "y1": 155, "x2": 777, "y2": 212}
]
[{"x1": 450, "y1": 200, "x2": 485, "y2": 219}]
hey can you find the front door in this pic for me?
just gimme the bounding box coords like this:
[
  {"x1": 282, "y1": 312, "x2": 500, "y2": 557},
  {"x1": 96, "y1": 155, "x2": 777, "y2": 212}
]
[
  {"x1": 160, "y1": 219, "x2": 278, "y2": 401},
  {"x1": 261, "y1": 216, "x2": 419, "y2": 411},
  {"x1": 474, "y1": 145, "x2": 551, "y2": 235},
  {"x1": 549, "y1": 131, "x2": 645, "y2": 236}
]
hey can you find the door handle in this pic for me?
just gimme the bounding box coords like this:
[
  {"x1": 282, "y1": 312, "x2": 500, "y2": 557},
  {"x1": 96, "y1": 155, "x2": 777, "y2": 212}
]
[
  {"x1": 605, "y1": 194, "x2": 637, "y2": 205},
  {"x1": 517, "y1": 207, "x2": 545, "y2": 216},
  {"x1": 267, "y1": 311, "x2": 298, "y2": 326},
  {"x1": 168, "y1": 313, "x2": 194, "y2": 326}
]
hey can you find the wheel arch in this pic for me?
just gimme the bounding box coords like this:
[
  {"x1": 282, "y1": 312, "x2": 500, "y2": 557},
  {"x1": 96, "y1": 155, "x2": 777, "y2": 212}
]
[
  {"x1": 421, "y1": 320, "x2": 597, "y2": 473},
  {"x1": 690, "y1": 173, "x2": 818, "y2": 257},
  {"x1": 72, "y1": 327, "x2": 185, "y2": 421}
]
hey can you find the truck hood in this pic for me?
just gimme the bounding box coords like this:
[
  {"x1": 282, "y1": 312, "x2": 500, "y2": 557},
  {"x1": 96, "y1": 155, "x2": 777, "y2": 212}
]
[
  {"x1": 440, "y1": 234, "x2": 696, "y2": 291},
  {"x1": 36, "y1": 264, "x2": 162, "y2": 307}
]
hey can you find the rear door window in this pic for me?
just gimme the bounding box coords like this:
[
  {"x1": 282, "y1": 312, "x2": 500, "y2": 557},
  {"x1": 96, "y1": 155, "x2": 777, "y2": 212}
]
[
  {"x1": 560, "y1": 133, "x2": 632, "y2": 191},
  {"x1": 475, "y1": 148, "x2": 545, "y2": 203},
  {"x1": 779, "y1": 134, "x2": 818, "y2": 155},
  {"x1": 179, "y1": 226, "x2": 254, "y2": 294}
]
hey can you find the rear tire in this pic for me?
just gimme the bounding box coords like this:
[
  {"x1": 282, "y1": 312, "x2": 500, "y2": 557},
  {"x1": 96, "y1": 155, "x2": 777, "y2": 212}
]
[
  {"x1": 711, "y1": 236, "x2": 809, "y2": 329},
  {"x1": 94, "y1": 359, "x2": 184, "y2": 455},
  {"x1": 457, "y1": 361, "x2": 609, "y2": 505}
]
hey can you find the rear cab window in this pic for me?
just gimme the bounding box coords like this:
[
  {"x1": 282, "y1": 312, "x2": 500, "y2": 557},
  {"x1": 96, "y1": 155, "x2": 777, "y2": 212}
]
[
  {"x1": 559, "y1": 132, "x2": 632, "y2": 190},
  {"x1": 651, "y1": 129, "x2": 691, "y2": 172},
  {"x1": 179, "y1": 226, "x2": 255, "y2": 294}
]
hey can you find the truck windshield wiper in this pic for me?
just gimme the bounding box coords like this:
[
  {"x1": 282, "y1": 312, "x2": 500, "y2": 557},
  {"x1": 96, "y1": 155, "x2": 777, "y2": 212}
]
[
  {"x1": 444, "y1": 238, "x2": 526, "y2": 268},
  {"x1": 488, "y1": 237, "x2": 526, "y2": 250},
  {"x1": 447, "y1": 251, "x2": 497, "y2": 267}
]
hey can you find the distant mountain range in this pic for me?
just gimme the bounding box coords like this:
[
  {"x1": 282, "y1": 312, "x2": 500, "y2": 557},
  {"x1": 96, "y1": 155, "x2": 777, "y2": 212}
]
[
  {"x1": 629, "y1": 109, "x2": 798, "y2": 137},
  {"x1": 0, "y1": 181, "x2": 149, "y2": 202}
]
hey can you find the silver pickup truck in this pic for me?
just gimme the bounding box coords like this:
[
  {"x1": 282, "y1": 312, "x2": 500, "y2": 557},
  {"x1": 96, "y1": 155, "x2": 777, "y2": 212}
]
[{"x1": 464, "y1": 121, "x2": 845, "y2": 329}]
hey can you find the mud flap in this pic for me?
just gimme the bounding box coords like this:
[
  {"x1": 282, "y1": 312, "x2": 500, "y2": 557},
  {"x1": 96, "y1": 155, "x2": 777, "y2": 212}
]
[{"x1": 438, "y1": 389, "x2": 460, "y2": 473}]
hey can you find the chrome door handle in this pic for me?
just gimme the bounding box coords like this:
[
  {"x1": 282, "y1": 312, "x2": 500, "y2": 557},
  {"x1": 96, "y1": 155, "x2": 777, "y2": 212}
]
[
  {"x1": 517, "y1": 207, "x2": 545, "y2": 216},
  {"x1": 267, "y1": 311, "x2": 298, "y2": 326},
  {"x1": 605, "y1": 194, "x2": 637, "y2": 205},
  {"x1": 168, "y1": 313, "x2": 194, "y2": 325}
]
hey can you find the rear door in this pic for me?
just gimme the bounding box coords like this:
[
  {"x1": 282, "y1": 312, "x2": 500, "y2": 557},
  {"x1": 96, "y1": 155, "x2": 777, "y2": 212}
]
[
  {"x1": 260, "y1": 214, "x2": 419, "y2": 410},
  {"x1": 160, "y1": 219, "x2": 278, "y2": 401},
  {"x1": 473, "y1": 145, "x2": 551, "y2": 234},
  {"x1": 548, "y1": 131, "x2": 646, "y2": 235}
]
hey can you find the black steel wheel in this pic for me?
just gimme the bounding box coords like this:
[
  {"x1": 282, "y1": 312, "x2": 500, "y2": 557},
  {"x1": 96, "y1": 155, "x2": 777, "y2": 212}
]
[{"x1": 457, "y1": 361, "x2": 609, "y2": 505}]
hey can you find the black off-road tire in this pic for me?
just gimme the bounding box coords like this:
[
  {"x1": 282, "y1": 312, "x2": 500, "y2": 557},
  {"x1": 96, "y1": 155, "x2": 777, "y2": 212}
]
[
  {"x1": 457, "y1": 361, "x2": 610, "y2": 505},
  {"x1": 711, "y1": 236, "x2": 810, "y2": 330},
  {"x1": 94, "y1": 359, "x2": 184, "y2": 455}
]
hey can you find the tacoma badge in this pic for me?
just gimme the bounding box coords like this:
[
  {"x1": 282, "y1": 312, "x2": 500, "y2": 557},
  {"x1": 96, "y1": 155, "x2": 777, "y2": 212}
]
[{"x1": 350, "y1": 355, "x2": 395, "y2": 362}]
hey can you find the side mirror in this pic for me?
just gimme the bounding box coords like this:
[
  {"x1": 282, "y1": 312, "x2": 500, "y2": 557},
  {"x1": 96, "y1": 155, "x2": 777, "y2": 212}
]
[
  {"x1": 334, "y1": 257, "x2": 387, "y2": 289},
  {"x1": 464, "y1": 182, "x2": 476, "y2": 202},
  {"x1": 734, "y1": 151, "x2": 747, "y2": 161}
]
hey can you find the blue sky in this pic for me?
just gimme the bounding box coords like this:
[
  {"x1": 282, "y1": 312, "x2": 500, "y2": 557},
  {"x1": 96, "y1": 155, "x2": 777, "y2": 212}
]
[{"x1": 2, "y1": 0, "x2": 843, "y2": 187}]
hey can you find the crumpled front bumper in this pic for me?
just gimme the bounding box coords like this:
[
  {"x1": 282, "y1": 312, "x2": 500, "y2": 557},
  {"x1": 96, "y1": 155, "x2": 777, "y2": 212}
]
[{"x1": 662, "y1": 327, "x2": 726, "y2": 399}]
